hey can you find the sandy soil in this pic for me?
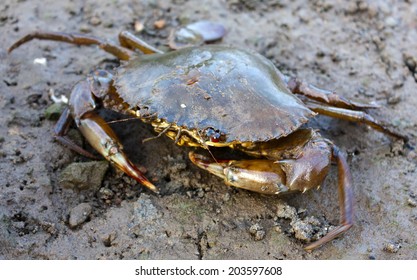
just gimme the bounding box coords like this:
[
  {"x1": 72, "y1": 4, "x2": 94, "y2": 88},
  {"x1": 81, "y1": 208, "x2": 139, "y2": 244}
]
[{"x1": 1, "y1": 0, "x2": 416, "y2": 259}]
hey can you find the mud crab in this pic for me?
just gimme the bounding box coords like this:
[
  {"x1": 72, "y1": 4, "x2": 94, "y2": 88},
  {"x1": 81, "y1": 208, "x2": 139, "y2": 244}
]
[{"x1": 8, "y1": 31, "x2": 406, "y2": 250}]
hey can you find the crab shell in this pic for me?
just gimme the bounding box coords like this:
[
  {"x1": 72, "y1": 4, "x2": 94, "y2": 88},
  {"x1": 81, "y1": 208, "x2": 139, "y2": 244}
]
[{"x1": 115, "y1": 45, "x2": 315, "y2": 143}]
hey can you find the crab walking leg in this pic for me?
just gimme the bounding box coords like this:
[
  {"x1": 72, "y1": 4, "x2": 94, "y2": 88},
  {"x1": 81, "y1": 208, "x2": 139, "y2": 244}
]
[
  {"x1": 306, "y1": 102, "x2": 408, "y2": 141},
  {"x1": 304, "y1": 145, "x2": 354, "y2": 251},
  {"x1": 189, "y1": 135, "x2": 355, "y2": 250},
  {"x1": 53, "y1": 107, "x2": 98, "y2": 159},
  {"x1": 118, "y1": 31, "x2": 163, "y2": 54},
  {"x1": 283, "y1": 75, "x2": 378, "y2": 110},
  {"x1": 8, "y1": 31, "x2": 134, "y2": 60}
]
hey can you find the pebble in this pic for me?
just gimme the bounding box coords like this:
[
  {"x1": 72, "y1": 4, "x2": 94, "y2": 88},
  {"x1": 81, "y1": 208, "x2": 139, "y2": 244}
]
[
  {"x1": 69, "y1": 203, "x2": 92, "y2": 228},
  {"x1": 387, "y1": 92, "x2": 401, "y2": 105},
  {"x1": 79, "y1": 24, "x2": 91, "y2": 33},
  {"x1": 99, "y1": 187, "x2": 114, "y2": 201},
  {"x1": 298, "y1": 9, "x2": 311, "y2": 23},
  {"x1": 44, "y1": 103, "x2": 65, "y2": 120},
  {"x1": 222, "y1": 193, "x2": 231, "y2": 202},
  {"x1": 273, "y1": 225, "x2": 282, "y2": 233},
  {"x1": 197, "y1": 190, "x2": 205, "y2": 198},
  {"x1": 383, "y1": 241, "x2": 401, "y2": 253},
  {"x1": 276, "y1": 204, "x2": 297, "y2": 220},
  {"x1": 59, "y1": 161, "x2": 109, "y2": 191},
  {"x1": 154, "y1": 19, "x2": 166, "y2": 29},
  {"x1": 407, "y1": 197, "x2": 417, "y2": 207},
  {"x1": 134, "y1": 20, "x2": 144, "y2": 32},
  {"x1": 89, "y1": 16, "x2": 102, "y2": 26},
  {"x1": 406, "y1": 151, "x2": 416, "y2": 161},
  {"x1": 403, "y1": 55, "x2": 416, "y2": 71},
  {"x1": 249, "y1": 224, "x2": 266, "y2": 241},
  {"x1": 290, "y1": 219, "x2": 314, "y2": 242},
  {"x1": 102, "y1": 232, "x2": 117, "y2": 247},
  {"x1": 385, "y1": 17, "x2": 398, "y2": 28}
]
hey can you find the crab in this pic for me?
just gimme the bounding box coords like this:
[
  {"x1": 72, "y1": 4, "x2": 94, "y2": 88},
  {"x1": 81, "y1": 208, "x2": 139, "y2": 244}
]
[{"x1": 8, "y1": 31, "x2": 406, "y2": 251}]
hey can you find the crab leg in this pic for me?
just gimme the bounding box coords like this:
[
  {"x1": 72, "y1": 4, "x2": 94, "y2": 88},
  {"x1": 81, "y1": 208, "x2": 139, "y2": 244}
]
[
  {"x1": 283, "y1": 75, "x2": 378, "y2": 110},
  {"x1": 189, "y1": 135, "x2": 354, "y2": 251},
  {"x1": 306, "y1": 101, "x2": 408, "y2": 141},
  {"x1": 118, "y1": 31, "x2": 163, "y2": 54},
  {"x1": 8, "y1": 31, "x2": 134, "y2": 60},
  {"x1": 54, "y1": 107, "x2": 97, "y2": 159},
  {"x1": 304, "y1": 145, "x2": 353, "y2": 251}
]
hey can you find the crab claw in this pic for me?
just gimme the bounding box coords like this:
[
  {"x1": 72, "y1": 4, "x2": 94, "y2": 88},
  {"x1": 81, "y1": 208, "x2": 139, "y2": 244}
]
[
  {"x1": 188, "y1": 152, "x2": 228, "y2": 177},
  {"x1": 78, "y1": 113, "x2": 159, "y2": 193},
  {"x1": 108, "y1": 150, "x2": 159, "y2": 193},
  {"x1": 189, "y1": 152, "x2": 288, "y2": 195}
]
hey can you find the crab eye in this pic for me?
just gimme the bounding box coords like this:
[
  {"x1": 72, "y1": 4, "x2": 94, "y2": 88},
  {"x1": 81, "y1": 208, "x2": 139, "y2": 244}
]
[
  {"x1": 210, "y1": 131, "x2": 222, "y2": 142},
  {"x1": 204, "y1": 127, "x2": 225, "y2": 143}
]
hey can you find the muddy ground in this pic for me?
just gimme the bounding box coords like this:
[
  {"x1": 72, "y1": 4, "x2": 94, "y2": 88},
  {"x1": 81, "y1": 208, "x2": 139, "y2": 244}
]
[{"x1": 1, "y1": 0, "x2": 416, "y2": 260}]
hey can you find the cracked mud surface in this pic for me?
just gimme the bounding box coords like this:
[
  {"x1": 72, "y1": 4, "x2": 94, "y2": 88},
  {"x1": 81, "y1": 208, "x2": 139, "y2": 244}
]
[{"x1": 1, "y1": 0, "x2": 417, "y2": 259}]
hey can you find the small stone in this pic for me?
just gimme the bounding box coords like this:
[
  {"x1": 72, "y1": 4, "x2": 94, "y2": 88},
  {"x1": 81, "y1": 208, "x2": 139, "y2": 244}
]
[
  {"x1": 79, "y1": 24, "x2": 91, "y2": 33},
  {"x1": 33, "y1": 57, "x2": 47, "y2": 66},
  {"x1": 134, "y1": 20, "x2": 144, "y2": 32},
  {"x1": 41, "y1": 222, "x2": 57, "y2": 235},
  {"x1": 394, "y1": 78, "x2": 404, "y2": 89},
  {"x1": 254, "y1": 230, "x2": 265, "y2": 241},
  {"x1": 249, "y1": 224, "x2": 265, "y2": 241},
  {"x1": 358, "y1": 1, "x2": 368, "y2": 11},
  {"x1": 274, "y1": 225, "x2": 282, "y2": 233},
  {"x1": 391, "y1": 140, "x2": 404, "y2": 156},
  {"x1": 44, "y1": 103, "x2": 65, "y2": 120},
  {"x1": 102, "y1": 232, "x2": 117, "y2": 247},
  {"x1": 197, "y1": 190, "x2": 205, "y2": 198},
  {"x1": 291, "y1": 216, "x2": 324, "y2": 243},
  {"x1": 383, "y1": 241, "x2": 401, "y2": 253},
  {"x1": 69, "y1": 203, "x2": 92, "y2": 228},
  {"x1": 89, "y1": 16, "x2": 101, "y2": 26},
  {"x1": 154, "y1": 19, "x2": 166, "y2": 29},
  {"x1": 385, "y1": 17, "x2": 398, "y2": 28},
  {"x1": 387, "y1": 92, "x2": 401, "y2": 105},
  {"x1": 407, "y1": 197, "x2": 417, "y2": 207},
  {"x1": 345, "y1": 2, "x2": 358, "y2": 14},
  {"x1": 186, "y1": 191, "x2": 193, "y2": 198},
  {"x1": 276, "y1": 204, "x2": 297, "y2": 219},
  {"x1": 59, "y1": 161, "x2": 109, "y2": 191},
  {"x1": 298, "y1": 9, "x2": 311, "y2": 23},
  {"x1": 406, "y1": 151, "x2": 416, "y2": 161},
  {"x1": 222, "y1": 193, "x2": 231, "y2": 202},
  {"x1": 99, "y1": 187, "x2": 114, "y2": 201},
  {"x1": 291, "y1": 219, "x2": 313, "y2": 242},
  {"x1": 404, "y1": 55, "x2": 416, "y2": 71},
  {"x1": 358, "y1": 87, "x2": 373, "y2": 97}
]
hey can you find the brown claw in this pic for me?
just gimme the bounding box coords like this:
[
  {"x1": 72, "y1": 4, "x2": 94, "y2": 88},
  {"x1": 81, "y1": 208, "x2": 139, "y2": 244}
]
[
  {"x1": 77, "y1": 111, "x2": 158, "y2": 193},
  {"x1": 111, "y1": 152, "x2": 159, "y2": 193}
]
